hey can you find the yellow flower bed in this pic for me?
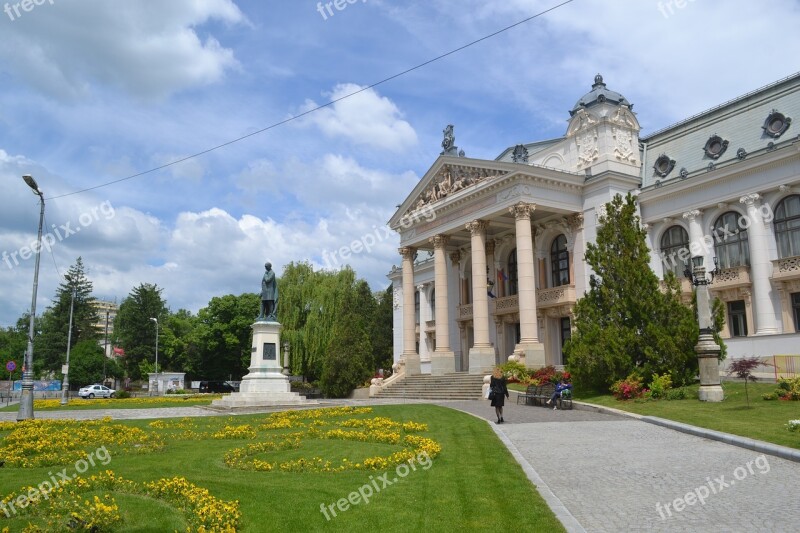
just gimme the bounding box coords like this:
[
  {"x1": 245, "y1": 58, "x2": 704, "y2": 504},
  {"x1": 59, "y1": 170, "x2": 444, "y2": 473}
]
[
  {"x1": 211, "y1": 424, "x2": 257, "y2": 440},
  {"x1": 1, "y1": 471, "x2": 239, "y2": 532},
  {"x1": 225, "y1": 408, "x2": 440, "y2": 473},
  {"x1": 32, "y1": 395, "x2": 222, "y2": 409},
  {"x1": 0, "y1": 418, "x2": 163, "y2": 468}
]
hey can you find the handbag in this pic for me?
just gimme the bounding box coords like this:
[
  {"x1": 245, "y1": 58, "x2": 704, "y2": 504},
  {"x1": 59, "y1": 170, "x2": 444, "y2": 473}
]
[{"x1": 486, "y1": 386, "x2": 494, "y2": 400}]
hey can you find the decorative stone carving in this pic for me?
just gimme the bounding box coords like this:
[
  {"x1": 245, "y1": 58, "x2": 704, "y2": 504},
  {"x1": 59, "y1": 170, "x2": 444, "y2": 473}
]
[
  {"x1": 499, "y1": 184, "x2": 531, "y2": 201},
  {"x1": 737, "y1": 148, "x2": 747, "y2": 160},
  {"x1": 610, "y1": 106, "x2": 636, "y2": 127},
  {"x1": 430, "y1": 234, "x2": 450, "y2": 249},
  {"x1": 466, "y1": 219, "x2": 488, "y2": 235},
  {"x1": 449, "y1": 250, "x2": 462, "y2": 266},
  {"x1": 703, "y1": 135, "x2": 729, "y2": 159},
  {"x1": 612, "y1": 127, "x2": 636, "y2": 163},
  {"x1": 577, "y1": 129, "x2": 599, "y2": 168},
  {"x1": 715, "y1": 268, "x2": 741, "y2": 283},
  {"x1": 777, "y1": 256, "x2": 800, "y2": 273},
  {"x1": 682, "y1": 209, "x2": 702, "y2": 221},
  {"x1": 679, "y1": 167, "x2": 689, "y2": 179},
  {"x1": 393, "y1": 287, "x2": 402, "y2": 309},
  {"x1": 762, "y1": 109, "x2": 791, "y2": 138},
  {"x1": 566, "y1": 213, "x2": 584, "y2": 231},
  {"x1": 739, "y1": 193, "x2": 761, "y2": 207},
  {"x1": 568, "y1": 109, "x2": 598, "y2": 136},
  {"x1": 399, "y1": 247, "x2": 416, "y2": 261},
  {"x1": 511, "y1": 144, "x2": 529, "y2": 163},
  {"x1": 509, "y1": 202, "x2": 535, "y2": 220},
  {"x1": 485, "y1": 240, "x2": 496, "y2": 255},
  {"x1": 653, "y1": 154, "x2": 676, "y2": 177},
  {"x1": 441, "y1": 124, "x2": 456, "y2": 154},
  {"x1": 411, "y1": 164, "x2": 508, "y2": 211}
]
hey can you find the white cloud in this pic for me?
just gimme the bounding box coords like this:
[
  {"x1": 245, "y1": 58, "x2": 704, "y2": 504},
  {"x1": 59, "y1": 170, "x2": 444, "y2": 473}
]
[
  {"x1": 0, "y1": 0, "x2": 246, "y2": 100},
  {"x1": 299, "y1": 84, "x2": 418, "y2": 151}
]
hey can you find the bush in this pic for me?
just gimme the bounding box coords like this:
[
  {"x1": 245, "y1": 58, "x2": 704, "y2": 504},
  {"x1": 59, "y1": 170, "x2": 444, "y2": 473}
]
[
  {"x1": 787, "y1": 420, "x2": 800, "y2": 432},
  {"x1": 647, "y1": 373, "x2": 673, "y2": 399},
  {"x1": 610, "y1": 373, "x2": 644, "y2": 400},
  {"x1": 775, "y1": 377, "x2": 800, "y2": 400},
  {"x1": 499, "y1": 361, "x2": 530, "y2": 383},
  {"x1": 166, "y1": 388, "x2": 190, "y2": 395},
  {"x1": 665, "y1": 387, "x2": 687, "y2": 400},
  {"x1": 762, "y1": 393, "x2": 778, "y2": 401},
  {"x1": 115, "y1": 390, "x2": 131, "y2": 399}
]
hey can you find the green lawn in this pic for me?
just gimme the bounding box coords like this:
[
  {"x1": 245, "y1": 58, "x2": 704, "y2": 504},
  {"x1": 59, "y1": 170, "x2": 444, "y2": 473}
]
[
  {"x1": 576, "y1": 382, "x2": 800, "y2": 449},
  {"x1": 0, "y1": 405, "x2": 564, "y2": 532},
  {"x1": 0, "y1": 395, "x2": 221, "y2": 412}
]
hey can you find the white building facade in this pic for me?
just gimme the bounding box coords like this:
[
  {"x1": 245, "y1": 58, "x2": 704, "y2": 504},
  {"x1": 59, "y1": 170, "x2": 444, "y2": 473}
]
[{"x1": 388, "y1": 73, "x2": 800, "y2": 376}]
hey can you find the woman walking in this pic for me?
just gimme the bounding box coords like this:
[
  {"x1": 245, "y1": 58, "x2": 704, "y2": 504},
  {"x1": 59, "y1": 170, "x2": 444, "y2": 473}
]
[{"x1": 489, "y1": 367, "x2": 509, "y2": 424}]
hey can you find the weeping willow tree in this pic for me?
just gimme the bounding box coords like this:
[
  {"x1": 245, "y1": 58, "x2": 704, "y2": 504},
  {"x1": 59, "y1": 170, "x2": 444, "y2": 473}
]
[{"x1": 277, "y1": 263, "x2": 377, "y2": 384}]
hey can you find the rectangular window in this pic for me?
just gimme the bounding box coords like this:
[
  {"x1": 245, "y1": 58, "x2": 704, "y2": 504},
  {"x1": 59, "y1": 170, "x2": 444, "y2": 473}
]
[
  {"x1": 728, "y1": 300, "x2": 748, "y2": 337},
  {"x1": 792, "y1": 293, "x2": 800, "y2": 332}
]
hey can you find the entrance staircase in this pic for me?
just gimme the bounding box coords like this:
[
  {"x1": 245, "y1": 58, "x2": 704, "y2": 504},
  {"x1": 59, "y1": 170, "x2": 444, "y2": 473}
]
[{"x1": 373, "y1": 372, "x2": 485, "y2": 400}]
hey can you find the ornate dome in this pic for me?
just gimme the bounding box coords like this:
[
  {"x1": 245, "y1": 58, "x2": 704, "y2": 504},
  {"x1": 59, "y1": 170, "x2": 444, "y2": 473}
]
[{"x1": 570, "y1": 74, "x2": 631, "y2": 116}]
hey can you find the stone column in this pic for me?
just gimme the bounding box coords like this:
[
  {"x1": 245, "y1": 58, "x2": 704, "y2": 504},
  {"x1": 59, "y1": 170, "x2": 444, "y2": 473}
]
[
  {"x1": 694, "y1": 262, "x2": 724, "y2": 402},
  {"x1": 740, "y1": 194, "x2": 779, "y2": 334},
  {"x1": 417, "y1": 284, "x2": 430, "y2": 367},
  {"x1": 466, "y1": 220, "x2": 495, "y2": 374},
  {"x1": 510, "y1": 203, "x2": 546, "y2": 367},
  {"x1": 399, "y1": 247, "x2": 421, "y2": 374},
  {"x1": 430, "y1": 235, "x2": 455, "y2": 375},
  {"x1": 682, "y1": 209, "x2": 710, "y2": 269}
]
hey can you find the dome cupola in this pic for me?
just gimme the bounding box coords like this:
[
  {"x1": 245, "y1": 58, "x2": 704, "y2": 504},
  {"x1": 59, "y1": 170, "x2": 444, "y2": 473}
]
[{"x1": 570, "y1": 74, "x2": 631, "y2": 116}]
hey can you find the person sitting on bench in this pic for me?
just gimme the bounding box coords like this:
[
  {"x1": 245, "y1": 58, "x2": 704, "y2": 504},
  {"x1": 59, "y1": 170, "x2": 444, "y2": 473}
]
[{"x1": 546, "y1": 379, "x2": 572, "y2": 410}]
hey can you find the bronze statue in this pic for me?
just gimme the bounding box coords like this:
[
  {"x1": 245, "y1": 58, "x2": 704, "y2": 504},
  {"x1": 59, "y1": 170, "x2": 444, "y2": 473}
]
[{"x1": 259, "y1": 262, "x2": 278, "y2": 321}]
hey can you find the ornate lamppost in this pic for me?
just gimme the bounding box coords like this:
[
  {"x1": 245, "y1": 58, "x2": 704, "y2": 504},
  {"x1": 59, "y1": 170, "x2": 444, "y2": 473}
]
[{"x1": 684, "y1": 256, "x2": 724, "y2": 401}]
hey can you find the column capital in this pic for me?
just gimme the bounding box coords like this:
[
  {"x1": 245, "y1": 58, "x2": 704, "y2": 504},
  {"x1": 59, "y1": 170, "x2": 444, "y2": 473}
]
[
  {"x1": 566, "y1": 213, "x2": 584, "y2": 231},
  {"x1": 509, "y1": 202, "x2": 536, "y2": 220},
  {"x1": 416, "y1": 283, "x2": 427, "y2": 292},
  {"x1": 739, "y1": 193, "x2": 761, "y2": 207},
  {"x1": 429, "y1": 234, "x2": 450, "y2": 249},
  {"x1": 449, "y1": 250, "x2": 462, "y2": 266},
  {"x1": 398, "y1": 247, "x2": 417, "y2": 261},
  {"x1": 485, "y1": 240, "x2": 496, "y2": 255},
  {"x1": 682, "y1": 209, "x2": 703, "y2": 221},
  {"x1": 466, "y1": 219, "x2": 488, "y2": 235}
]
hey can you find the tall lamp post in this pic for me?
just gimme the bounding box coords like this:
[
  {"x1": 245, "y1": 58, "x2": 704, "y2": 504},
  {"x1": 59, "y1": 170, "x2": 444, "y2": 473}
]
[
  {"x1": 17, "y1": 175, "x2": 45, "y2": 421},
  {"x1": 149, "y1": 317, "x2": 158, "y2": 394},
  {"x1": 684, "y1": 256, "x2": 724, "y2": 402},
  {"x1": 60, "y1": 288, "x2": 76, "y2": 405}
]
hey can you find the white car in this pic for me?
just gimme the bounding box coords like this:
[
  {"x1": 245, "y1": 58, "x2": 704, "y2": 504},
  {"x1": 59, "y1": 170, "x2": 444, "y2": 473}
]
[{"x1": 78, "y1": 384, "x2": 116, "y2": 399}]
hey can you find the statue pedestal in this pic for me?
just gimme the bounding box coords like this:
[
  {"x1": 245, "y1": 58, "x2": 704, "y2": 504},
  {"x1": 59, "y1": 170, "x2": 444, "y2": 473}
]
[{"x1": 211, "y1": 321, "x2": 316, "y2": 409}]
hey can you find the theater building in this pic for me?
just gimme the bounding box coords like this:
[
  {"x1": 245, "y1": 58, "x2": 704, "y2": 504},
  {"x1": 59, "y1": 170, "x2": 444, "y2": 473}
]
[{"x1": 387, "y1": 72, "x2": 800, "y2": 376}]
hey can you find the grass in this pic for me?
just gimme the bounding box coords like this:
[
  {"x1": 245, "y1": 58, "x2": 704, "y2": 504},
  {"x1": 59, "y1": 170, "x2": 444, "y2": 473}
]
[
  {"x1": 0, "y1": 395, "x2": 221, "y2": 412},
  {"x1": 576, "y1": 382, "x2": 800, "y2": 449},
  {"x1": 0, "y1": 405, "x2": 564, "y2": 532}
]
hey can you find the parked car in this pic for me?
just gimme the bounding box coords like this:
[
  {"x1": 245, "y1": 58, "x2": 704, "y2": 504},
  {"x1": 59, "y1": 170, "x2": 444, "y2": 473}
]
[
  {"x1": 78, "y1": 384, "x2": 116, "y2": 399},
  {"x1": 199, "y1": 381, "x2": 235, "y2": 393}
]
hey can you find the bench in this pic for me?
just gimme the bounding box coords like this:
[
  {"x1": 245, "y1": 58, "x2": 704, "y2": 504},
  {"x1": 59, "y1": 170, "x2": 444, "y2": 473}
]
[{"x1": 517, "y1": 382, "x2": 573, "y2": 409}]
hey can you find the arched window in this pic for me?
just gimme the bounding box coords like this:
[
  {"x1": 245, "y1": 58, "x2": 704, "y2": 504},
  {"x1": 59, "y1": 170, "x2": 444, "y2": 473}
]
[
  {"x1": 660, "y1": 225, "x2": 689, "y2": 278},
  {"x1": 507, "y1": 249, "x2": 518, "y2": 296},
  {"x1": 774, "y1": 195, "x2": 800, "y2": 258},
  {"x1": 550, "y1": 235, "x2": 570, "y2": 287},
  {"x1": 713, "y1": 212, "x2": 749, "y2": 268}
]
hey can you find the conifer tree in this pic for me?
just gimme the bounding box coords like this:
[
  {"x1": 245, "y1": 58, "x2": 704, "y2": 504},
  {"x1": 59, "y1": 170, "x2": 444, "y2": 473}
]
[
  {"x1": 565, "y1": 193, "x2": 698, "y2": 391},
  {"x1": 115, "y1": 283, "x2": 168, "y2": 379},
  {"x1": 34, "y1": 257, "x2": 99, "y2": 374}
]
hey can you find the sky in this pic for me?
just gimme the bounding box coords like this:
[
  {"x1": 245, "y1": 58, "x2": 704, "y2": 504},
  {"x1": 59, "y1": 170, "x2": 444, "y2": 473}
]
[{"x1": 1, "y1": 0, "x2": 799, "y2": 328}]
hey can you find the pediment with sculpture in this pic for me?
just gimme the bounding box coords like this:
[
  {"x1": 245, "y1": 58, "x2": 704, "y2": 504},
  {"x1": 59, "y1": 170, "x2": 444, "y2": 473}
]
[{"x1": 409, "y1": 164, "x2": 508, "y2": 213}]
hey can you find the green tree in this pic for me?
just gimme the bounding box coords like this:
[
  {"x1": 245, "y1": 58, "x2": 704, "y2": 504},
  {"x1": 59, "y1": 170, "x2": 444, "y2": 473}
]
[
  {"x1": 370, "y1": 285, "x2": 394, "y2": 373},
  {"x1": 161, "y1": 309, "x2": 200, "y2": 377},
  {"x1": 320, "y1": 295, "x2": 372, "y2": 398},
  {"x1": 68, "y1": 340, "x2": 123, "y2": 388},
  {"x1": 34, "y1": 258, "x2": 99, "y2": 374},
  {"x1": 194, "y1": 293, "x2": 259, "y2": 380},
  {"x1": 565, "y1": 193, "x2": 698, "y2": 391},
  {"x1": 276, "y1": 262, "x2": 318, "y2": 379},
  {"x1": 115, "y1": 283, "x2": 168, "y2": 379}
]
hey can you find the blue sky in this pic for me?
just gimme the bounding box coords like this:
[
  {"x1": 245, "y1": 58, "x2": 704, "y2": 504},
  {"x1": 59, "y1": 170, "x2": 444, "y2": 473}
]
[{"x1": 1, "y1": 0, "x2": 799, "y2": 327}]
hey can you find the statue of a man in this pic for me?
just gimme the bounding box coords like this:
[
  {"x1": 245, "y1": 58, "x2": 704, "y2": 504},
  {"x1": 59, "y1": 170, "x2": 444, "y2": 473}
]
[{"x1": 259, "y1": 262, "x2": 278, "y2": 320}]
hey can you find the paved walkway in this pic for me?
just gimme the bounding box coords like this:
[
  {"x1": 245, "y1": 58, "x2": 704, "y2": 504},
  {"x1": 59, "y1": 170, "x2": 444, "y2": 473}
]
[{"x1": 2, "y1": 399, "x2": 798, "y2": 532}]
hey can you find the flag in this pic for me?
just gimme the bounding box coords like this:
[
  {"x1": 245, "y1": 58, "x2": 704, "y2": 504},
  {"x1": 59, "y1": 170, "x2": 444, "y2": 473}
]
[{"x1": 498, "y1": 269, "x2": 508, "y2": 281}]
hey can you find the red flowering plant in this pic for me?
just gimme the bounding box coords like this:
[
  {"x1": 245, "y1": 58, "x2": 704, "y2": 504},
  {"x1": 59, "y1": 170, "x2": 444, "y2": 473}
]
[{"x1": 610, "y1": 373, "x2": 644, "y2": 400}]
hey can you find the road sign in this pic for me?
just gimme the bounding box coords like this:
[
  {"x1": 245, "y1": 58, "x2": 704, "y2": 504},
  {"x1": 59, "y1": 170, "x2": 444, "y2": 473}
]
[{"x1": 6, "y1": 361, "x2": 16, "y2": 372}]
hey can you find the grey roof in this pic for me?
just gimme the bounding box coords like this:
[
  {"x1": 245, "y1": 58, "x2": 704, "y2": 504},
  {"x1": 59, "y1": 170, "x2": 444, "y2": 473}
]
[{"x1": 570, "y1": 74, "x2": 631, "y2": 116}]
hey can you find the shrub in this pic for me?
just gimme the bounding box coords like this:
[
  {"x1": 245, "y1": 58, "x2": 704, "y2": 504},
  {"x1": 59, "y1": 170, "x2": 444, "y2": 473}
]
[
  {"x1": 610, "y1": 374, "x2": 644, "y2": 400},
  {"x1": 115, "y1": 390, "x2": 131, "y2": 399},
  {"x1": 647, "y1": 373, "x2": 673, "y2": 399},
  {"x1": 775, "y1": 377, "x2": 800, "y2": 400},
  {"x1": 787, "y1": 420, "x2": 800, "y2": 432},
  {"x1": 665, "y1": 387, "x2": 687, "y2": 400},
  {"x1": 762, "y1": 393, "x2": 778, "y2": 401}
]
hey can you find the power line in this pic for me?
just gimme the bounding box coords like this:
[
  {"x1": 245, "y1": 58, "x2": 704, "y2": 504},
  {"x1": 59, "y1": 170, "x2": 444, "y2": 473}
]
[{"x1": 48, "y1": 0, "x2": 575, "y2": 200}]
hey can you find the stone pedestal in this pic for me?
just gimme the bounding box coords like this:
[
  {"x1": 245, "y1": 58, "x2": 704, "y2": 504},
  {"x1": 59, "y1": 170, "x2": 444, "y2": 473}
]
[
  {"x1": 696, "y1": 333, "x2": 724, "y2": 402},
  {"x1": 513, "y1": 342, "x2": 546, "y2": 369},
  {"x1": 468, "y1": 347, "x2": 496, "y2": 375},
  {"x1": 430, "y1": 350, "x2": 456, "y2": 375},
  {"x1": 212, "y1": 321, "x2": 315, "y2": 408}
]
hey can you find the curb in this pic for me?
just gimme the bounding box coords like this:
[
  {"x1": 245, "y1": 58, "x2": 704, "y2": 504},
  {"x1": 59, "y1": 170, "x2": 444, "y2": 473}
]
[{"x1": 572, "y1": 400, "x2": 800, "y2": 464}]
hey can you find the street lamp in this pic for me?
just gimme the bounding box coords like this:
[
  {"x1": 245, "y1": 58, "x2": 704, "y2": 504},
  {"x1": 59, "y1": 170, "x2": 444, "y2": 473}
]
[
  {"x1": 60, "y1": 288, "x2": 76, "y2": 406},
  {"x1": 686, "y1": 255, "x2": 724, "y2": 402},
  {"x1": 18, "y1": 175, "x2": 45, "y2": 421},
  {"x1": 149, "y1": 317, "x2": 158, "y2": 394}
]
